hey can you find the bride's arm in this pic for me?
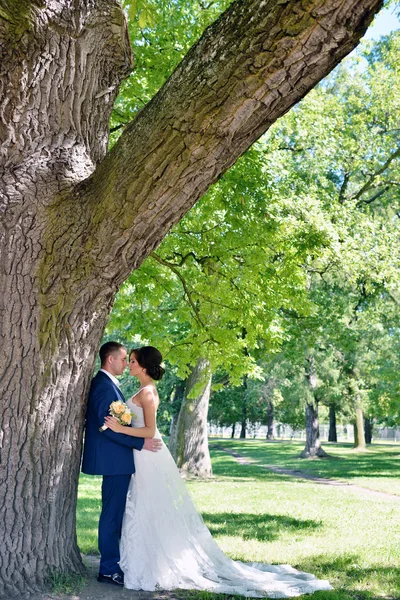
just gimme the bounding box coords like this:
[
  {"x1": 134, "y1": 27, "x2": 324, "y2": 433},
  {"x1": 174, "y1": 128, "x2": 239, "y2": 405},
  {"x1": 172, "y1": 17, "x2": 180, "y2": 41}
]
[{"x1": 104, "y1": 390, "x2": 156, "y2": 438}]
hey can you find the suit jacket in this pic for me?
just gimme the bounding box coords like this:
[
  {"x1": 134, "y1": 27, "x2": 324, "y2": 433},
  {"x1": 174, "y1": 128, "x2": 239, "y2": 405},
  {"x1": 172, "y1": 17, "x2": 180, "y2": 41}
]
[{"x1": 81, "y1": 370, "x2": 144, "y2": 475}]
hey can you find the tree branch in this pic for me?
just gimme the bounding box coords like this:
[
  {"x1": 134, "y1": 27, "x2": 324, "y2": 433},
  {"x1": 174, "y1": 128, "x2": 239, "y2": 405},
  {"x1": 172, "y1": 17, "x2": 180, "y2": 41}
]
[
  {"x1": 356, "y1": 185, "x2": 389, "y2": 207},
  {"x1": 350, "y1": 146, "x2": 400, "y2": 202},
  {"x1": 150, "y1": 252, "x2": 207, "y2": 329},
  {"x1": 338, "y1": 172, "x2": 350, "y2": 204}
]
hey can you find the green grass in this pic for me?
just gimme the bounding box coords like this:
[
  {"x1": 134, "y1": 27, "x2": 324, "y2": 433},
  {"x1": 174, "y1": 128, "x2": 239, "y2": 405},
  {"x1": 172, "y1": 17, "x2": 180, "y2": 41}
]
[
  {"x1": 210, "y1": 439, "x2": 400, "y2": 496},
  {"x1": 77, "y1": 474, "x2": 102, "y2": 555},
  {"x1": 77, "y1": 441, "x2": 400, "y2": 599}
]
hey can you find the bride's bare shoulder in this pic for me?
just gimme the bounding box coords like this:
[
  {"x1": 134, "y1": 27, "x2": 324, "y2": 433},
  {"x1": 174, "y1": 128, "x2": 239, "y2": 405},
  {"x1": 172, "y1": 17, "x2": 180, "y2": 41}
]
[{"x1": 137, "y1": 385, "x2": 159, "y2": 409}]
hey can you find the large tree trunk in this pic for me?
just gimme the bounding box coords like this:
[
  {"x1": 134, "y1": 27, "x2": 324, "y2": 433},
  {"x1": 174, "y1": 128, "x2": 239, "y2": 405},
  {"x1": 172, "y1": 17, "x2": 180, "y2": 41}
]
[
  {"x1": 169, "y1": 359, "x2": 212, "y2": 477},
  {"x1": 328, "y1": 404, "x2": 338, "y2": 442},
  {"x1": 0, "y1": 3, "x2": 133, "y2": 596},
  {"x1": 0, "y1": 0, "x2": 383, "y2": 595}
]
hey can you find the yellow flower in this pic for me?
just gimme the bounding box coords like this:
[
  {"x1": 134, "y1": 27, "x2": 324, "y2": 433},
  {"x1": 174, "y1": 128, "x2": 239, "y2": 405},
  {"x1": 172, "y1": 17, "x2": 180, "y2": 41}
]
[
  {"x1": 121, "y1": 412, "x2": 132, "y2": 424},
  {"x1": 111, "y1": 402, "x2": 125, "y2": 415}
]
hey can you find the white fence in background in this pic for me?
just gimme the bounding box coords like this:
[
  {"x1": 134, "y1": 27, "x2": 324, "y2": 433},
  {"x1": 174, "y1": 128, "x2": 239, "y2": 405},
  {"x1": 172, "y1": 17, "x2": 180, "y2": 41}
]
[{"x1": 208, "y1": 423, "x2": 400, "y2": 443}]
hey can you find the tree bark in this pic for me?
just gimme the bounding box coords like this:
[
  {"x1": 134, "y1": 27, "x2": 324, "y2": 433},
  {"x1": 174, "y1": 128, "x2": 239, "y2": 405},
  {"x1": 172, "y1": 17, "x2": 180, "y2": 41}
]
[
  {"x1": 266, "y1": 400, "x2": 274, "y2": 440},
  {"x1": 231, "y1": 423, "x2": 236, "y2": 438},
  {"x1": 240, "y1": 376, "x2": 248, "y2": 439},
  {"x1": 300, "y1": 402, "x2": 329, "y2": 458},
  {"x1": 328, "y1": 404, "x2": 338, "y2": 442},
  {"x1": 0, "y1": 2, "x2": 132, "y2": 596},
  {"x1": 353, "y1": 401, "x2": 367, "y2": 450},
  {"x1": 364, "y1": 417, "x2": 373, "y2": 445},
  {"x1": 0, "y1": 0, "x2": 383, "y2": 594},
  {"x1": 169, "y1": 358, "x2": 212, "y2": 477},
  {"x1": 260, "y1": 379, "x2": 275, "y2": 439},
  {"x1": 348, "y1": 369, "x2": 366, "y2": 450},
  {"x1": 169, "y1": 380, "x2": 186, "y2": 439}
]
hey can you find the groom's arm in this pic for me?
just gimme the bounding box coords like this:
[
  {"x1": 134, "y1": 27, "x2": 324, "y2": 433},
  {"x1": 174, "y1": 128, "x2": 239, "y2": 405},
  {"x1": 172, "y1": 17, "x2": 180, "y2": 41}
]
[{"x1": 91, "y1": 385, "x2": 145, "y2": 451}]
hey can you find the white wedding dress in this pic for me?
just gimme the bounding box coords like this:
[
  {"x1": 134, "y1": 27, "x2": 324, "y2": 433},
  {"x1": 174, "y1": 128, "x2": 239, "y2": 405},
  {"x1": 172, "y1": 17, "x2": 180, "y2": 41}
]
[{"x1": 120, "y1": 396, "x2": 332, "y2": 598}]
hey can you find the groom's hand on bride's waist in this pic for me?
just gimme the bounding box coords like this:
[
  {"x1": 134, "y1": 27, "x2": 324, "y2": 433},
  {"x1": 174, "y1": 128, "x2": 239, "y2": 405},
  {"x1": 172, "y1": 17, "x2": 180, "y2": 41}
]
[{"x1": 143, "y1": 438, "x2": 162, "y2": 452}]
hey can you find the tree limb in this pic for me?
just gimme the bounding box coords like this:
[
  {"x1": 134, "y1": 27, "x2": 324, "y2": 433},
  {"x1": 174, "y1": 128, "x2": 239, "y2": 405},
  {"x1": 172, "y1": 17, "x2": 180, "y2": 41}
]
[
  {"x1": 150, "y1": 251, "x2": 207, "y2": 329},
  {"x1": 350, "y1": 146, "x2": 400, "y2": 202},
  {"x1": 356, "y1": 185, "x2": 389, "y2": 207}
]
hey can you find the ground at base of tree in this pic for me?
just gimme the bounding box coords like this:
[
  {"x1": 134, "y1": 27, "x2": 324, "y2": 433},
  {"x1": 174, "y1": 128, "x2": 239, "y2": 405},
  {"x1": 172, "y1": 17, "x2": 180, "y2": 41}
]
[{"x1": 32, "y1": 555, "x2": 180, "y2": 600}]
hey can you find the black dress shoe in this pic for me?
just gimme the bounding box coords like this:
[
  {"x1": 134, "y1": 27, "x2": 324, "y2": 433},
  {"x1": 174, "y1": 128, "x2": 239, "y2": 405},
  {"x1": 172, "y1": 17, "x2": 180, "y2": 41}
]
[{"x1": 97, "y1": 572, "x2": 124, "y2": 586}]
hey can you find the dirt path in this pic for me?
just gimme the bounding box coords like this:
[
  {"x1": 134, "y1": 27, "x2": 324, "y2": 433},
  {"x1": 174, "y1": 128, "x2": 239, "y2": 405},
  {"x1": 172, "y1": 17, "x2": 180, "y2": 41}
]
[{"x1": 212, "y1": 444, "x2": 400, "y2": 502}]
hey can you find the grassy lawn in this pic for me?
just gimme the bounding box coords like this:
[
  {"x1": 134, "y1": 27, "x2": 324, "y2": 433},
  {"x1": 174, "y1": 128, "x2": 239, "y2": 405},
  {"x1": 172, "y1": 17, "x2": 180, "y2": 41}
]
[
  {"x1": 77, "y1": 441, "x2": 399, "y2": 599},
  {"x1": 208, "y1": 439, "x2": 400, "y2": 496}
]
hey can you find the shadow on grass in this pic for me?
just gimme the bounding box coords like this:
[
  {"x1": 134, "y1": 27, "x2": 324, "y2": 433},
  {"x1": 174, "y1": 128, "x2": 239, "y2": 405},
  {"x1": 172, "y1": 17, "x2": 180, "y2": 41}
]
[{"x1": 202, "y1": 511, "x2": 321, "y2": 542}]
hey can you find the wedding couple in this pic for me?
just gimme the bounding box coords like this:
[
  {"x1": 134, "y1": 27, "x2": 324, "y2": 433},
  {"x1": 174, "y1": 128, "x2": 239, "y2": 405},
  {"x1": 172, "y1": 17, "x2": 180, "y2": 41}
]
[{"x1": 82, "y1": 341, "x2": 332, "y2": 597}]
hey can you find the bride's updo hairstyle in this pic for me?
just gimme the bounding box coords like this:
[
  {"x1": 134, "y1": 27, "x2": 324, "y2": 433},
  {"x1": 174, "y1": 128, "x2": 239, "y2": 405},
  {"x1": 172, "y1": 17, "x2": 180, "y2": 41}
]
[{"x1": 131, "y1": 346, "x2": 165, "y2": 381}]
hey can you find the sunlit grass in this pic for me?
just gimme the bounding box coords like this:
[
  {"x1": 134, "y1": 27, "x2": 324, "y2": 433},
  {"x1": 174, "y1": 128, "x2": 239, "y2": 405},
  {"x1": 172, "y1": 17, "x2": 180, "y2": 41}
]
[
  {"x1": 77, "y1": 474, "x2": 102, "y2": 555},
  {"x1": 210, "y1": 439, "x2": 400, "y2": 495},
  {"x1": 77, "y1": 441, "x2": 400, "y2": 599}
]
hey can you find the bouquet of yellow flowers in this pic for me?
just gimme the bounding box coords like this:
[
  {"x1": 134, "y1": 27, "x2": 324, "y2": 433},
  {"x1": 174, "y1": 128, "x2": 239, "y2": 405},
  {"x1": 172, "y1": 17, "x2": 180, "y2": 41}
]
[{"x1": 99, "y1": 400, "x2": 137, "y2": 432}]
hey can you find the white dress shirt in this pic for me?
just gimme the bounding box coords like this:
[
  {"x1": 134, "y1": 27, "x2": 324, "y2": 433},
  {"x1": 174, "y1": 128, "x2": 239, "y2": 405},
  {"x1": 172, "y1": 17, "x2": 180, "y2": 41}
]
[{"x1": 100, "y1": 368, "x2": 121, "y2": 387}]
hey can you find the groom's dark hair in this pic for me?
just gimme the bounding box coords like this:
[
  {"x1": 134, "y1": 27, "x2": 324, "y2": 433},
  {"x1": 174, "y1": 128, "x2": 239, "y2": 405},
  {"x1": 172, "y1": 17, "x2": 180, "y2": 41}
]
[{"x1": 99, "y1": 341, "x2": 125, "y2": 366}]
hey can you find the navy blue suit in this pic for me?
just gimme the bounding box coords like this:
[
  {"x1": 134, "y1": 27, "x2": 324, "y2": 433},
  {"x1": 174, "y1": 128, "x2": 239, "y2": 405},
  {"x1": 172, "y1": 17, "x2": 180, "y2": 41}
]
[{"x1": 82, "y1": 370, "x2": 144, "y2": 575}]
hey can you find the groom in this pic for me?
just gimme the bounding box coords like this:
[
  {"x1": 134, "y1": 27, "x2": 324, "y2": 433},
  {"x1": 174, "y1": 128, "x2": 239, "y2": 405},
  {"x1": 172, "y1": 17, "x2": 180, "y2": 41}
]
[{"x1": 82, "y1": 341, "x2": 162, "y2": 586}]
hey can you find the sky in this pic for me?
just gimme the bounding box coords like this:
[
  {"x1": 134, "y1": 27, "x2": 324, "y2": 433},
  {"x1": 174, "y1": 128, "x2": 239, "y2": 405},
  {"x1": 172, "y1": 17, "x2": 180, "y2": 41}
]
[{"x1": 364, "y1": 5, "x2": 400, "y2": 39}]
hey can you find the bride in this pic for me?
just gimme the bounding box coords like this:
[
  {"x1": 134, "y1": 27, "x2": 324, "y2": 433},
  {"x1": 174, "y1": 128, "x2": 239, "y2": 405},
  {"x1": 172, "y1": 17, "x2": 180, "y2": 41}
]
[{"x1": 104, "y1": 346, "x2": 332, "y2": 598}]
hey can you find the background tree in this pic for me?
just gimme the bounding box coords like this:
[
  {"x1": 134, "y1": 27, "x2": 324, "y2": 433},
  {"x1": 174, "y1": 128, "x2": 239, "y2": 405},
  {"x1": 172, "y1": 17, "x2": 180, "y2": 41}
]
[
  {"x1": 109, "y1": 28, "x2": 400, "y2": 464},
  {"x1": 257, "y1": 32, "x2": 400, "y2": 455},
  {"x1": 109, "y1": 140, "x2": 329, "y2": 469}
]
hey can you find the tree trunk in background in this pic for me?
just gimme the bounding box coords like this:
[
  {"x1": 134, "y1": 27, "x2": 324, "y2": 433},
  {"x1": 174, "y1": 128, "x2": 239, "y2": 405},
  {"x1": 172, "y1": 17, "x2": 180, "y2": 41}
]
[
  {"x1": 169, "y1": 380, "x2": 186, "y2": 440},
  {"x1": 364, "y1": 417, "x2": 373, "y2": 444},
  {"x1": 301, "y1": 355, "x2": 328, "y2": 458},
  {"x1": 353, "y1": 402, "x2": 367, "y2": 450},
  {"x1": 0, "y1": 0, "x2": 383, "y2": 594},
  {"x1": 348, "y1": 368, "x2": 366, "y2": 451},
  {"x1": 169, "y1": 359, "x2": 212, "y2": 477},
  {"x1": 260, "y1": 379, "x2": 275, "y2": 440},
  {"x1": 231, "y1": 423, "x2": 236, "y2": 438},
  {"x1": 240, "y1": 376, "x2": 248, "y2": 439},
  {"x1": 328, "y1": 405, "x2": 338, "y2": 442},
  {"x1": 300, "y1": 402, "x2": 328, "y2": 458},
  {"x1": 267, "y1": 400, "x2": 274, "y2": 440}
]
